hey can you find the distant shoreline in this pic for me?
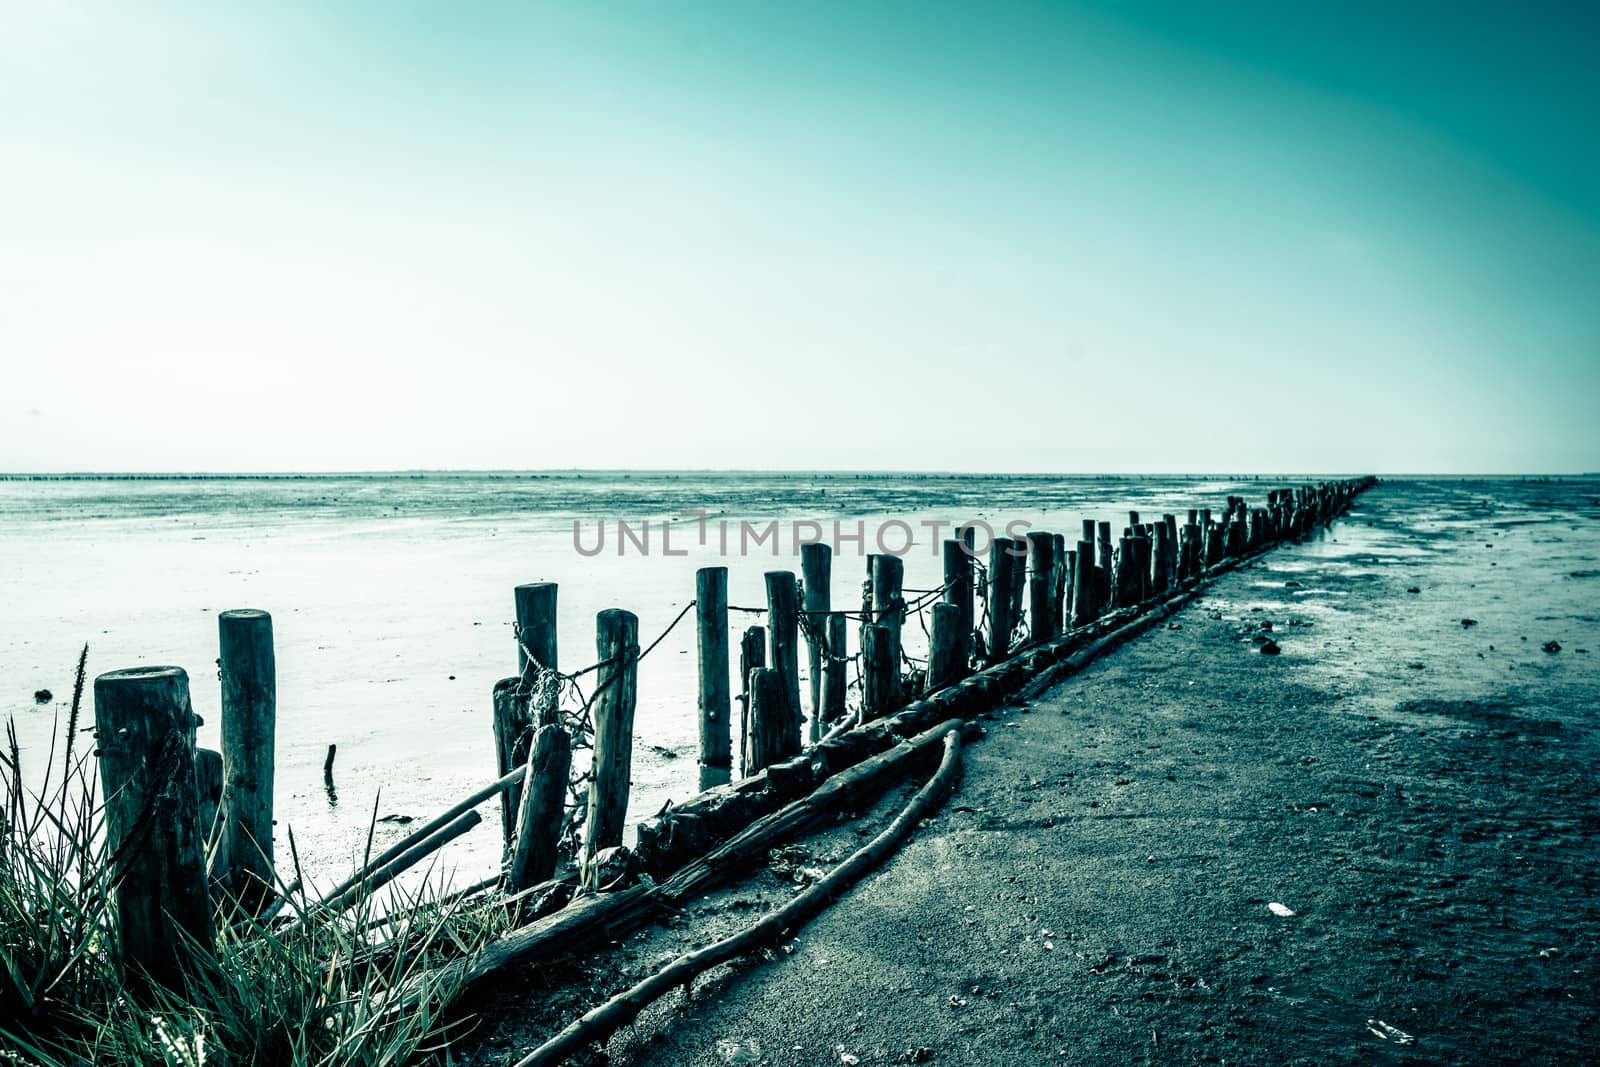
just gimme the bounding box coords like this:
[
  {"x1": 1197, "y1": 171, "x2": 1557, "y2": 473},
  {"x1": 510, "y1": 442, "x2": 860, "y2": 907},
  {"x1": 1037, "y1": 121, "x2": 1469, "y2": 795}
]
[{"x1": 0, "y1": 470, "x2": 1587, "y2": 482}]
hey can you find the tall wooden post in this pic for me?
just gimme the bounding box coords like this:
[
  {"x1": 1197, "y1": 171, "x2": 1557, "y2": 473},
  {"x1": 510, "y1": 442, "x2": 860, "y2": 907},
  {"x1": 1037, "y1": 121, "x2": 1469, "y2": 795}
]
[
  {"x1": 1026, "y1": 531, "x2": 1056, "y2": 645},
  {"x1": 942, "y1": 539, "x2": 973, "y2": 662},
  {"x1": 1181, "y1": 522, "x2": 1201, "y2": 582},
  {"x1": 822, "y1": 612, "x2": 848, "y2": 724},
  {"x1": 765, "y1": 571, "x2": 802, "y2": 735},
  {"x1": 738, "y1": 626, "x2": 765, "y2": 775},
  {"x1": 987, "y1": 539, "x2": 1016, "y2": 663},
  {"x1": 869, "y1": 555, "x2": 905, "y2": 709},
  {"x1": 493, "y1": 676, "x2": 533, "y2": 851},
  {"x1": 1151, "y1": 523, "x2": 1172, "y2": 596},
  {"x1": 1096, "y1": 521, "x2": 1113, "y2": 613},
  {"x1": 861, "y1": 624, "x2": 897, "y2": 721},
  {"x1": 928, "y1": 602, "x2": 964, "y2": 692},
  {"x1": 584, "y1": 610, "x2": 638, "y2": 866},
  {"x1": 799, "y1": 544, "x2": 832, "y2": 741},
  {"x1": 1115, "y1": 536, "x2": 1142, "y2": 606},
  {"x1": 1072, "y1": 540, "x2": 1098, "y2": 627},
  {"x1": 746, "y1": 667, "x2": 798, "y2": 772},
  {"x1": 1062, "y1": 549, "x2": 1077, "y2": 629},
  {"x1": 217, "y1": 608, "x2": 275, "y2": 911},
  {"x1": 694, "y1": 567, "x2": 731, "y2": 771},
  {"x1": 1051, "y1": 533, "x2": 1068, "y2": 631},
  {"x1": 95, "y1": 666, "x2": 213, "y2": 986},
  {"x1": 514, "y1": 582, "x2": 559, "y2": 681}
]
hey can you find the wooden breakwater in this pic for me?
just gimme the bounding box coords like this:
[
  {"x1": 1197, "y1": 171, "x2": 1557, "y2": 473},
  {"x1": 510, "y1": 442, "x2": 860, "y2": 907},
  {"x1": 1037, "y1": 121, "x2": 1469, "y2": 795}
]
[{"x1": 87, "y1": 477, "x2": 1373, "y2": 989}]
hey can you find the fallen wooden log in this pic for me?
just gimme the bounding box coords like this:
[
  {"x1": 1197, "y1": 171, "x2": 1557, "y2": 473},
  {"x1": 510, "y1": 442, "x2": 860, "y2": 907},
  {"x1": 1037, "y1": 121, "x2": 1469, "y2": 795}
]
[
  {"x1": 510, "y1": 729, "x2": 965, "y2": 1067},
  {"x1": 393, "y1": 719, "x2": 970, "y2": 1009}
]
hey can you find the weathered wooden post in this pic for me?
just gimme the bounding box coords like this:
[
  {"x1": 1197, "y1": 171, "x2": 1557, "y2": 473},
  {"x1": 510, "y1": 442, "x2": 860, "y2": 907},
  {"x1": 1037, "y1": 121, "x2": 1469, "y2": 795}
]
[
  {"x1": 1115, "y1": 536, "x2": 1142, "y2": 606},
  {"x1": 987, "y1": 539, "x2": 1016, "y2": 662},
  {"x1": 94, "y1": 666, "x2": 213, "y2": 986},
  {"x1": 195, "y1": 748, "x2": 224, "y2": 872},
  {"x1": 1026, "y1": 531, "x2": 1056, "y2": 644},
  {"x1": 584, "y1": 609, "x2": 638, "y2": 868},
  {"x1": 507, "y1": 723, "x2": 572, "y2": 890},
  {"x1": 737, "y1": 625, "x2": 765, "y2": 774},
  {"x1": 942, "y1": 538, "x2": 973, "y2": 661},
  {"x1": 868, "y1": 554, "x2": 905, "y2": 707},
  {"x1": 694, "y1": 567, "x2": 731, "y2": 772},
  {"x1": 217, "y1": 607, "x2": 275, "y2": 910},
  {"x1": 514, "y1": 582, "x2": 559, "y2": 687},
  {"x1": 745, "y1": 667, "x2": 792, "y2": 772},
  {"x1": 1051, "y1": 533, "x2": 1068, "y2": 630},
  {"x1": 1096, "y1": 521, "x2": 1113, "y2": 612},
  {"x1": 799, "y1": 543, "x2": 832, "y2": 740},
  {"x1": 1072, "y1": 540, "x2": 1098, "y2": 626},
  {"x1": 1180, "y1": 522, "x2": 1201, "y2": 582},
  {"x1": 1150, "y1": 523, "x2": 1171, "y2": 596},
  {"x1": 1206, "y1": 522, "x2": 1225, "y2": 568},
  {"x1": 1162, "y1": 515, "x2": 1179, "y2": 588},
  {"x1": 860, "y1": 624, "x2": 897, "y2": 720},
  {"x1": 492, "y1": 677, "x2": 533, "y2": 851},
  {"x1": 822, "y1": 612, "x2": 848, "y2": 724},
  {"x1": 765, "y1": 571, "x2": 802, "y2": 735},
  {"x1": 928, "y1": 602, "x2": 964, "y2": 692},
  {"x1": 1062, "y1": 548, "x2": 1077, "y2": 629}
]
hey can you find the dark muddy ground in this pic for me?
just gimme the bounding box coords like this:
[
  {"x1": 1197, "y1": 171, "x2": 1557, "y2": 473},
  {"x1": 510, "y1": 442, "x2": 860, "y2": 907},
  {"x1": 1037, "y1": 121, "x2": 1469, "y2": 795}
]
[{"x1": 456, "y1": 479, "x2": 1600, "y2": 1066}]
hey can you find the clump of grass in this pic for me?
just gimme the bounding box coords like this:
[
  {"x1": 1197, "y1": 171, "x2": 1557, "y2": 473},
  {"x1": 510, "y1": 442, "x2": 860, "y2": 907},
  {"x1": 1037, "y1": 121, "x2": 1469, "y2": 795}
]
[
  {"x1": 2, "y1": 648, "x2": 507, "y2": 1067},
  {"x1": 0, "y1": 645, "x2": 115, "y2": 1040}
]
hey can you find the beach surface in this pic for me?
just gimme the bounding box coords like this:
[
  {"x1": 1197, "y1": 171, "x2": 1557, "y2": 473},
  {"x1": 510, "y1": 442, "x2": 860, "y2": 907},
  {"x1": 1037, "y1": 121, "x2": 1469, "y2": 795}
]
[{"x1": 461, "y1": 478, "x2": 1600, "y2": 1065}]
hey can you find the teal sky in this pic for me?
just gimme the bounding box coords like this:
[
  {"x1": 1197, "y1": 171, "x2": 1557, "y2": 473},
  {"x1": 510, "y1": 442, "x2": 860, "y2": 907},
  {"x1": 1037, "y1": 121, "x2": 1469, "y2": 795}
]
[{"x1": 3, "y1": 1, "x2": 1596, "y2": 473}]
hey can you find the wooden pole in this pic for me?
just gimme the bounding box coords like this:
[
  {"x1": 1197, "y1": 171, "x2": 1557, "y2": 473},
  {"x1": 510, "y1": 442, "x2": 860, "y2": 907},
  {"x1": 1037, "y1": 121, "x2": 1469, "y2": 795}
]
[
  {"x1": 746, "y1": 666, "x2": 801, "y2": 772},
  {"x1": 1180, "y1": 522, "x2": 1201, "y2": 583},
  {"x1": 927, "y1": 602, "x2": 963, "y2": 692},
  {"x1": 1025, "y1": 531, "x2": 1056, "y2": 645},
  {"x1": 507, "y1": 724, "x2": 572, "y2": 891},
  {"x1": 492, "y1": 676, "x2": 534, "y2": 852},
  {"x1": 1115, "y1": 536, "x2": 1142, "y2": 606},
  {"x1": 584, "y1": 609, "x2": 638, "y2": 867},
  {"x1": 1062, "y1": 549, "x2": 1077, "y2": 630},
  {"x1": 942, "y1": 539, "x2": 973, "y2": 662},
  {"x1": 217, "y1": 607, "x2": 275, "y2": 911},
  {"x1": 987, "y1": 539, "x2": 1015, "y2": 663},
  {"x1": 1051, "y1": 533, "x2": 1067, "y2": 632},
  {"x1": 800, "y1": 543, "x2": 832, "y2": 740},
  {"x1": 868, "y1": 554, "x2": 905, "y2": 707},
  {"x1": 737, "y1": 626, "x2": 765, "y2": 775},
  {"x1": 1007, "y1": 544, "x2": 1026, "y2": 625},
  {"x1": 1072, "y1": 540, "x2": 1098, "y2": 627},
  {"x1": 822, "y1": 613, "x2": 848, "y2": 724},
  {"x1": 1096, "y1": 521, "x2": 1113, "y2": 614},
  {"x1": 195, "y1": 747, "x2": 224, "y2": 874},
  {"x1": 515, "y1": 582, "x2": 560, "y2": 728},
  {"x1": 765, "y1": 571, "x2": 802, "y2": 737},
  {"x1": 694, "y1": 567, "x2": 731, "y2": 770},
  {"x1": 94, "y1": 666, "x2": 213, "y2": 986},
  {"x1": 860, "y1": 624, "x2": 897, "y2": 720},
  {"x1": 514, "y1": 582, "x2": 559, "y2": 685}
]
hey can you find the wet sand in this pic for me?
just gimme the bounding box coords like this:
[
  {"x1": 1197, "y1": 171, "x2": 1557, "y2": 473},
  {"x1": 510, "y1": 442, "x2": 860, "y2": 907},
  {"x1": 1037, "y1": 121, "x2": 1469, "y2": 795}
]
[{"x1": 460, "y1": 479, "x2": 1600, "y2": 1065}]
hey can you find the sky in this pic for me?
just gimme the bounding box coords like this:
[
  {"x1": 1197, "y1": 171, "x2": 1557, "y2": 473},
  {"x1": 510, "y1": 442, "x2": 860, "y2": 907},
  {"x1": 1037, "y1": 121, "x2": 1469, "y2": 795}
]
[{"x1": 2, "y1": 1, "x2": 1596, "y2": 474}]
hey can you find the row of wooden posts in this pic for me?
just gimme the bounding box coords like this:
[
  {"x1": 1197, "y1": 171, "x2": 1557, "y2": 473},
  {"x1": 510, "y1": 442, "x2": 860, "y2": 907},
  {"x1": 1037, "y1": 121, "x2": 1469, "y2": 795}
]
[{"x1": 88, "y1": 479, "x2": 1370, "y2": 985}]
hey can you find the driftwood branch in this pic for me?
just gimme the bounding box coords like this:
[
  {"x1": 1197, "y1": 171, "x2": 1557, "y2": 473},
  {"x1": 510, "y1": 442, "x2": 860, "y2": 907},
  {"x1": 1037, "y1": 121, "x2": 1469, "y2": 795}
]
[
  {"x1": 258, "y1": 766, "x2": 522, "y2": 925},
  {"x1": 511, "y1": 729, "x2": 965, "y2": 1067},
  {"x1": 390, "y1": 719, "x2": 969, "y2": 1010}
]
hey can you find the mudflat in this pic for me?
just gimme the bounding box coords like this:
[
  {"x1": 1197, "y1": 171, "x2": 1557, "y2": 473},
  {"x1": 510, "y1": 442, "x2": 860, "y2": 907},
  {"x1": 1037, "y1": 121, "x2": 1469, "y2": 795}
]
[{"x1": 462, "y1": 479, "x2": 1600, "y2": 1066}]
